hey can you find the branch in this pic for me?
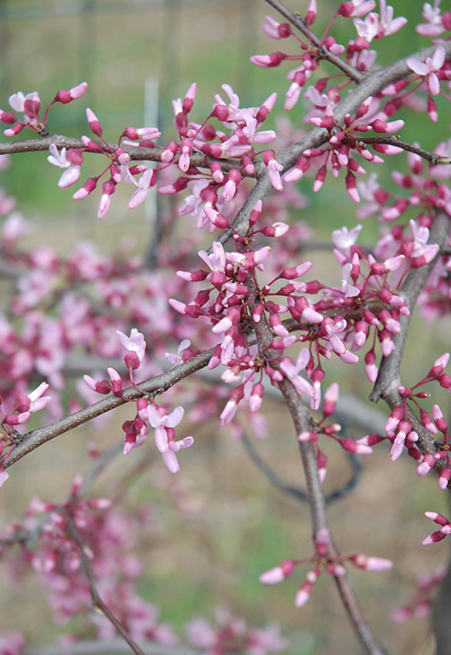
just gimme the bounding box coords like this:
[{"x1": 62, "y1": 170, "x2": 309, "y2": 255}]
[
  {"x1": 369, "y1": 211, "x2": 451, "y2": 475},
  {"x1": 66, "y1": 513, "x2": 146, "y2": 655},
  {"x1": 342, "y1": 135, "x2": 451, "y2": 166},
  {"x1": 0, "y1": 135, "x2": 263, "y2": 176},
  {"x1": 264, "y1": 0, "x2": 364, "y2": 82},
  {"x1": 247, "y1": 276, "x2": 389, "y2": 655},
  {"x1": 219, "y1": 39, "x2": 451, "y2": 243},
  {"x1": 370, "y1": 210, "x2": 451, "y2": 405},
  {"x1": 3, "y1": 347, "x2": 216, "y2": 469}
]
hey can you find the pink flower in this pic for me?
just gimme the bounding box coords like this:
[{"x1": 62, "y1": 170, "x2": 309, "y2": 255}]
[
  {"x1": 47, "y1": 144, "x2": 81, "y2": 188},
  {"x1": 263, "y1": 150, "x2": 283, "y2": 191},
  {"x1": 338, "y1": 0, "x2": 376, "y2": 18},
  {"x1": 116, "y1": 328, "x2": 146, "y2": 370},
  {"x1": 407, "y1": 47, "x2": 445, "y2": 96},
  {"x1": 146, "y1": 405, "x2": 194, "y2": 473},
  {"x1": 127, "y1": 168, "x2": 156, "y2": 209},
  {"x1": 416, "y1": 1, "x2": 450, "y2": 37},
  {"x1": 55, "y1": 82, "x2": 88, "y2": 104}
]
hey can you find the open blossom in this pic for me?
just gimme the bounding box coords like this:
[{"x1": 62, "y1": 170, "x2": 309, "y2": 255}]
[
  {"x1": 146, "y1": 405, "x2": 194, "y2": 473},
  {"x1": 416, "y1": 1, "x2": 451, "y2": 37},
  {"x1": 353, "y1": 2, "x2": 407, "y2": 42},
  {"x1": 127, "y1": 168, "x2": 156, "y2": 209},
  {"x1": 407, "y1": 47, "x2": 445, "y2": 96},
  {"x1": 116, "y1": 328, "x2": 146, "y2": 371},
  {"x1": 47, "y1": 144, "x2": 81, "y2": 188}
]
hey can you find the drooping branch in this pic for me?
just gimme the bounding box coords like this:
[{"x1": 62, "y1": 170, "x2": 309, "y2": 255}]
[{"x1": 66, "y1": 513, "x2": 146, "y2": 655}]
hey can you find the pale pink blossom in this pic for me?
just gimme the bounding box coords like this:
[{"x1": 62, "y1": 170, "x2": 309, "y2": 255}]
[{"x1": 407, "y1": 47, "x2": 445, "y2": 96}]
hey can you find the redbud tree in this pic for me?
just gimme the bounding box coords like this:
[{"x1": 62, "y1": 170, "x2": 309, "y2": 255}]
[{"x1": 1, "y1": 1, "x2": 451, "y2": 654}]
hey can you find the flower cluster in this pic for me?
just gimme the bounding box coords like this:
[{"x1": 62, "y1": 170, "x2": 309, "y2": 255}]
[
  {"x1": 185, "y1": 607, "x2": 288, "y2": 655},
  {"x1": 259, "y1": 527, "x2": 392, "y2": 608},
  {"x1": 0, "y1": 83, "x2": 87, "y2": 137},
  {"x1": 390, "y1": 563, "x2": 447, "y2": 623},
  {"x1": 359, "y1": 353, "x2": 451, "y2": 484},
  {"x1": 85, "y1": 329, "x2": 194, "y2": 474},
  {"x1": 0, "y1": 476, "x2": 178, "y2": 644},
  {"x1": 250, "y1": 1, "x2": 407, "y2": 110}
]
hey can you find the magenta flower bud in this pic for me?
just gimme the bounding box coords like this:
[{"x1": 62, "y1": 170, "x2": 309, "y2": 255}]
[
  {"x1": 5, "y1": 411, "x2": 30, "y2": 425},
  {"x1": 357, "y1": 434, "x2": 385, "y2": 446},
  {"x1": 305, "y1": 0, "x2": 317, "y2": 25},
  {"x1": 55, "y1": 82, "x2": 88, "y2": 104},
  {"x1": 425, "y1": 511, "x2": 449, "y2": 525},
  {"x1": 438, "y1": 373, "x2": 451, "y2": 390},
  {"x1": 81, "y1": 136, "x2": 104, "y2": 153},
  {"x1": 350, "y1": 555, "x2": 393, "y2": 572},
  {"x1": 4, "y1": 122, "x2": 25, "y2": 137},
  {"x1": 295, "y1": 568, "x2": 320, "y2": 607},
  {"x1": 439, "y1": 468, "x2": 451, "y2": 491},
  {"x1": 83, "y1": 375, "x2": 111, "y2": 395},
  {"x1": 0, "y1": 110, "x2": 18, "y2": 125},
  {"x1": 323, "y1": 382, "x2": 339, "y2": 417},
  {"x1": 371, "y1": 119, "x2": 404, "y2": 134},
  {"x1": 124, "y1": 351, "x2": 141, "y2": 372},
  {"x1": 259, "y1": 558, "x2": 296, "y2": 585},
  {"x1": 263, "y1": 222, "x2": 290, "y2": 237},
  {"x1": 73, "y1": 177, "x2": 97, "y2": 200},
  {"x1": 86, "y1": 108, "x2": 102, "y2": 137},
  {"x1": 432, "y1": 404, "x2": 448, "y2": 433},
  {"x1": 315, "y1": 527, "x2": 330, "y2": 555},
  {"x1": 429, "y1": 353, "x2": 450, "y2": 378},
  {"x1": 161, "y1": 141, "x2": 178, "y2": 163},
  {"x1": 417, "y1": 453, "x2": 437, "y2": 477},
  {"x1": 249, "y1": 383, "x2": 264, "y2": 413},
  {"x1": 298, "y1": 431, "x2": 318, "y2": 442},
  {"x1": 182, "y1": 83, "x2": 196, "y2": 114},
  {"x1": 339, "y1": 437, "x2": 372, "y2": 454},
  {"x1": 422, "y1": 531, "x2": 447, "y2": 545},
  {"x1": 250, "y1": 52, "x2": 287, "y2": 68},
  {"x1": 210, "y1": 161, "x2": 224, "y2": 183},
  {"x1": 107, "y1": 367, "x2": 123, "y2": 395}
]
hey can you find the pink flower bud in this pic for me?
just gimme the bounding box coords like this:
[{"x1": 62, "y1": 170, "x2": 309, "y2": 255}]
[
  {"x1": 259, "y1": 559, "x2": 296, "y2": 584},
  {"x1": 417, "y1": 453, "x2": 437, "y2": 477},
  {"x1": 432, "y1": 404, "x2": 448, "y2": 433},
  {"x1": 55, "y1": 82, "x2": 88, "y2": 104},
  {"x1": 315, "y1": 527, "x2": 329, "y2": 555},
  {"x1": 339, "y1": 437, "x2": 372, "y2": 454},
  {"x1": 350, "y1": 554, "x2": 393, "y2": 572},
  {"x1": 295, "y1": 568, "x2": 320, "y2": 607},
  {"x1": 323, "y1": 382, "x2": 339, "y2": 417},
  {"x1": 439, "y1": 468, "x2": 451, "y2": 491},
  {"x1": 86, "y1": 108, "x2": 102, "y2": 137}
]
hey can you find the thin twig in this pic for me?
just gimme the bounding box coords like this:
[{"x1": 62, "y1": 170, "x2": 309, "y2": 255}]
[
  {"x1": 369, "y1": 210, "x2": 451, "y2": 482},
  {"x1": 247, "y1": 274, "x2": 389, "y2": 655},
  {"x1": 240, "y1": 432, "x2": 362, "y2": 505},
  {"x1": 263, "y1": 0, "x2": 364, "y2": 82},
  {"x1": 66, "y1": 513, "x2": 146, "y2": 655}
]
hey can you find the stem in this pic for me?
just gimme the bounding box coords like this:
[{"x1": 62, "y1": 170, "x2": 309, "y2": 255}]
[
  {"x1": 263, "y1": 0, "x2": 364, "y2": 82},
  {"x1": 369, "y1": 210, "x2": 451, "y2": 479},
  {"x1": 66, "y1": 513, "x2": 146, "y2": 655},
  {"x1": 249, "y1": 279, "x2": 389, "y2": 655}
]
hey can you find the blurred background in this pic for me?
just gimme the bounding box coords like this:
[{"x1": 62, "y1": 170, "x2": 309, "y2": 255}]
[{"x1": 0, "y1": 1, "x2": 451, "y2": 654}]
